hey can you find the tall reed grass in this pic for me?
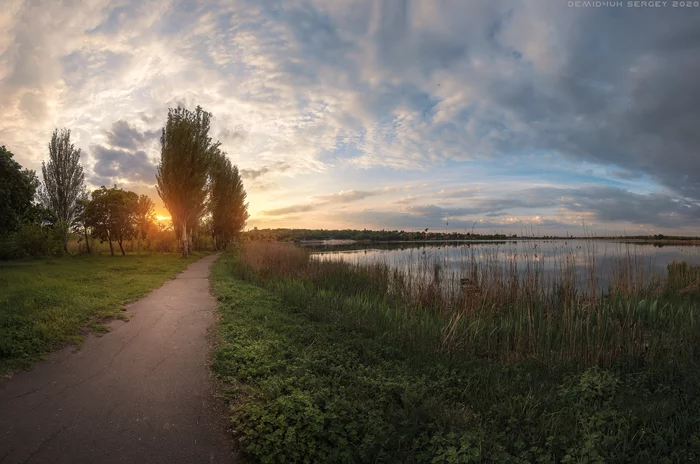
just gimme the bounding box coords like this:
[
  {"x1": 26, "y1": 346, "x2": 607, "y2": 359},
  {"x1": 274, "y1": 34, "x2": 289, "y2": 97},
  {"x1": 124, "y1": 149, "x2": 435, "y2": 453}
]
[{"x1": 227, "y1": 241, "x2": 700, "y2": 366}]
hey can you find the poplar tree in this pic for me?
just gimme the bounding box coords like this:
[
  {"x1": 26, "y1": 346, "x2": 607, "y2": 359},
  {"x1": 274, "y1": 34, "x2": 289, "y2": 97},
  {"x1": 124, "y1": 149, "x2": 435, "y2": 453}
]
[
  {"x1": 38, "y1": 128, "x2": 85, "y2": 253},
  {"x1": 156, "y1": 106, "x2": 218, "y2": 257},
  {"x1": 209, "y1": 151, "x2": 249, "y2": 249}
]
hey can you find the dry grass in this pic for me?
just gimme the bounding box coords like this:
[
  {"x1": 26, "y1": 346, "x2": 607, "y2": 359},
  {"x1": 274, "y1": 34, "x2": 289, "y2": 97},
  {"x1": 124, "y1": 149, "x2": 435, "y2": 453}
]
[{"x1": 230, "y1": 241, "x2": 700, "y2": 366}]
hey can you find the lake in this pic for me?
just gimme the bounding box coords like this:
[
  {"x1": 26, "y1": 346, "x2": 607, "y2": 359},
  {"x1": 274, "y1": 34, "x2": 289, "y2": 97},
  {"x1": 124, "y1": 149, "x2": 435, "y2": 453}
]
[{"x1": 305, "y1": 240, "x2": 700, "y2": 292}]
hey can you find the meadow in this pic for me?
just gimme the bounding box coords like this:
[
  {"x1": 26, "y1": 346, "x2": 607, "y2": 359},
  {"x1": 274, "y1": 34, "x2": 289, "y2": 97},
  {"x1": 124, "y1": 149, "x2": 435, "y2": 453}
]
[
  {"x1": 0, "y1": 253, "x2": 203, "y2": 374},
  {"x1": 212, "y1": 241, "x2": 700, "y2": 462}
]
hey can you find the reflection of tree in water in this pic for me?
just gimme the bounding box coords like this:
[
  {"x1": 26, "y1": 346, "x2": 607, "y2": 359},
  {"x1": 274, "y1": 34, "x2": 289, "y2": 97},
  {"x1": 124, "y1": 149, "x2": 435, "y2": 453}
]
[{"x1": 302, "y1": 240, "x2": 508, "y2": 253}]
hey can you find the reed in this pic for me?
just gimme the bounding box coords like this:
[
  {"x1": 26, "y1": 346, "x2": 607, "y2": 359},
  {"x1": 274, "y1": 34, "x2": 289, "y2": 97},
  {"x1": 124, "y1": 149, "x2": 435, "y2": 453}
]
[{"x1": 228, "y1": 240, "x2": 700, "y2": 366}]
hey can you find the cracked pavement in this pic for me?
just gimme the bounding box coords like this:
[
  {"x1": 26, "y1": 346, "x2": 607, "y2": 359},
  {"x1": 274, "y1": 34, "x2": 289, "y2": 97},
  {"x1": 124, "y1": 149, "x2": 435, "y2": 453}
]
[{"x1": 0, "y1": 254, "x2": 236, "y2": 464}]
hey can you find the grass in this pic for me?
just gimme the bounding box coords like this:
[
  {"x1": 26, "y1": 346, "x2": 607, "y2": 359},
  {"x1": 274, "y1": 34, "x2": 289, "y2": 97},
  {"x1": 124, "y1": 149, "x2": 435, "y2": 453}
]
[
  {"x1": 212, "y1": 252, "x2": 700, "y2": 463},
  {"x1": 0, "y1": 252, "x2": 204, "y2": 374},
  {"x1": 231, "y1": 241, "x2": 700, "y2": 367}
]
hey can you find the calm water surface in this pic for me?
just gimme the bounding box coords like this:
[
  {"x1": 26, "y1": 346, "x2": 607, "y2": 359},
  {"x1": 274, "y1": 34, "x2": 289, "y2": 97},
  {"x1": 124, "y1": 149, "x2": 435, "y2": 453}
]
[{"x1": 306, "y1": 240, "x2": 700, "y2": 291}]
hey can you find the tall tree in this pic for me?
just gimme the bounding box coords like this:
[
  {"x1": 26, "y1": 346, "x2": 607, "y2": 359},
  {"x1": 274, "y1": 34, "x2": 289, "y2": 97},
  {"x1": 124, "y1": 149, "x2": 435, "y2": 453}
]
[
  {"x1": 156, "y1": 106, "x2": 218, "y2": 257},
  {"x1": 0, "y1": 145, "x2": 39, "y2": 236},
  {"x1": 133, "y1": 194, "x2": 155, "y2": 256},
  {"x1": 209, "y1": 151, "x2": 249, "y2": 249},
  {"x1": 38, "y1": 128, "x2": 85, "y2": 253}
]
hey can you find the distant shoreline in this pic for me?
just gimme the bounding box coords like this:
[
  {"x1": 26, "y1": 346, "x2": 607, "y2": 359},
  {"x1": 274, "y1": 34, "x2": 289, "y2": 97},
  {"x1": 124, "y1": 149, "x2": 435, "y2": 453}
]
[{"x1": 297, "y1": 237, "x2": 700, "y2": 246}]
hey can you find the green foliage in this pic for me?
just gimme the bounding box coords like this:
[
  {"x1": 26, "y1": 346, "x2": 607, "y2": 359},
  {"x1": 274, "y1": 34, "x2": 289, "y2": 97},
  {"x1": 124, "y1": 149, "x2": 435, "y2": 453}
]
[
  {"x1": 0, "y1": 145, "x2": 39, "y2": 236},
  {"x1": 209, "y1": 151, "x2": 249, "y2": 249},
  {"x1": 84, "y1": 186, "x2": 140, "y2": 256},
  {"x1": 157, "y1": 105, "x2": 219, "y2": 257},
  {"x1": 12, "y1": 221, "x2": 65, "y2": 258},
  {"x1": 212, "y1": 253, "x2": 700, "y2": 463},
  {"x1": 37, "y1": 128, "x2": 85, "y2": 252},
  {"x1": 0, "y1": 253, "x2": 202, "y2": 373}
]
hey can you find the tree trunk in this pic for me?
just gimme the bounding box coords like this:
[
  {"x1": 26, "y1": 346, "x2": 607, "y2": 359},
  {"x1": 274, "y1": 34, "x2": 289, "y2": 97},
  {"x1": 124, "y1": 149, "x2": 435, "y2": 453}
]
[
  {"x1": 83, "y1": 227, "x2": 91, "y2": 254},
  {"x1": 181, "y1": 222, "x2": 189, "y2": 257},
  {"x1": 118, "y1": 239, "x2": 125, "y2": 256},
  {"x1": 137, "y1": 228, "x2": 142, "y2": 257},
  {"x1": 107, "y1": 231, "x2": 114, "y2": 256}
]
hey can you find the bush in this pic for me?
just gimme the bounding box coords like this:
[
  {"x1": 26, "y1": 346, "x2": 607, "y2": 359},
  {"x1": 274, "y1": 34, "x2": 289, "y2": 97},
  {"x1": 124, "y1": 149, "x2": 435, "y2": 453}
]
[{"x1": 0, "y1": 223, "x2": 64, "y2": 260}]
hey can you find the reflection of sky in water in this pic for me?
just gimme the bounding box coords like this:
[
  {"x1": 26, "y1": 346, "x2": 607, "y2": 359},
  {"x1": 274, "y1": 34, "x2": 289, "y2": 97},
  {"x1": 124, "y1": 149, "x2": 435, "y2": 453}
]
[{"x1": 311, "y1": 241, "x2": 700, "y2": 291}]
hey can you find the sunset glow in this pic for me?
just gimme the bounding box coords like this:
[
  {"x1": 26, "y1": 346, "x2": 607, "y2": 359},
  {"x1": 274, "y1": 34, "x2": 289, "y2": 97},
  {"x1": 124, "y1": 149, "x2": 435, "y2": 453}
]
[{"x1": 1, "y1": 1, "x2": 698, "y2": 235}]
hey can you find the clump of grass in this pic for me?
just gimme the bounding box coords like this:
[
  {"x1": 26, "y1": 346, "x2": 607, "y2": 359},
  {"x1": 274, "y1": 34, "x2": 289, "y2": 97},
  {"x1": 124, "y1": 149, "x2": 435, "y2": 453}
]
[{"x1": 230, "y1": 241, "x2": 700, "y2": 366}]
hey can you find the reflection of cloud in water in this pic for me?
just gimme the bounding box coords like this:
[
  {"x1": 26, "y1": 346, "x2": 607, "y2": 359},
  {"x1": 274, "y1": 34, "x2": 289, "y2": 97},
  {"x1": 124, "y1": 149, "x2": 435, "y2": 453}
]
[{"x1": 313, "y1": 240, "x2": 700, "y2": 292}]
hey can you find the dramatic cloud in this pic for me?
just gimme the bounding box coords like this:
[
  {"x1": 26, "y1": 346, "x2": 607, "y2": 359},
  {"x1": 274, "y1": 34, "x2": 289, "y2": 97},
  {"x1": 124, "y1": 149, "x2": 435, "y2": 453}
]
[
  {"x1": 91, "y1": 145, "x2": 157, "y2": 184},
  {"x1": 1, "y1": 0, "x2": 698, "y2": 232},
  {"x1": 106, "y1": 120, "x2": 159, "y2": 151}
]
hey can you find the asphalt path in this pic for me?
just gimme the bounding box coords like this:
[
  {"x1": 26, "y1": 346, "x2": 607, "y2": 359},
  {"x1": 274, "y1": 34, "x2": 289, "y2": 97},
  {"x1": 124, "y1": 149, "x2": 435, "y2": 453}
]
[{"x1": 0, "y1": 254, "x2": 236, "y2": 464}]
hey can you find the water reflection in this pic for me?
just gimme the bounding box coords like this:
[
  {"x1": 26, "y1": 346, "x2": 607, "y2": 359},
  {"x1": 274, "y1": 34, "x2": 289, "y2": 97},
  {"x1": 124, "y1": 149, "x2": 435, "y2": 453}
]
[{"x1": 306, "y1": 240, "x2": 700, "y2": 291}]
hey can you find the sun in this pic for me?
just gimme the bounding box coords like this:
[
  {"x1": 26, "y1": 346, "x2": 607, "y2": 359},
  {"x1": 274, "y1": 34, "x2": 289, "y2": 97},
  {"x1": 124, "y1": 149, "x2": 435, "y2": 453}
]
[{"x1": 156, "y1": 215, "x2": 171, "y2": 222}]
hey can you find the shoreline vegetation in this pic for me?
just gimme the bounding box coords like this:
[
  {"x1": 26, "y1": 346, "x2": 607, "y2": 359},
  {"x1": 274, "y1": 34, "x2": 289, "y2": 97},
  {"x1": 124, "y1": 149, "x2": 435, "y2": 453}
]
[
  {"x1": 212, "y1": 240, "x2": 700, "y2": 462},
  {"x1": 244, "y1": 227, "x2": 700, "y2": 245}
]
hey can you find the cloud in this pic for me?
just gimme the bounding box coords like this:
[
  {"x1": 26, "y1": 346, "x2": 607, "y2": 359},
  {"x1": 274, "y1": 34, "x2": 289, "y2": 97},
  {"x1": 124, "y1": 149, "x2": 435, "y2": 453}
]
[
  {"x1": 91, "y1": 145, "x2": 157, "y2": 184},
  {"x1": 106, "y1": 120, "x2": 159, "y2": 151},
  {"x1": 312, "y1": 189, "x2": 380, "y2": 203},
  {"x1": 260, "y1": 203, "x2": 318, "y2": 216},
  {"x1": 1, "y1": 0, "x2": 699, "y2": 233},
  {"x1": 241, "y1": 162, "x2": 291, "y2": 180},
  {"x1": 436, "y1": 188, "x2": 482, "y2": 199}
]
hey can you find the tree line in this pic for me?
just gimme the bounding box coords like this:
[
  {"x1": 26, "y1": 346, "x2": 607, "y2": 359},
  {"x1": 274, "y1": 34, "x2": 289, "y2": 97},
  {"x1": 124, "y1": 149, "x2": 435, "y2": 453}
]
[
  {"x1": 245, "y1": 228, "x2": 516, "y2": 243},
  {"x1": 0, "y1": 105, "x2": 248, "y2": 259}
]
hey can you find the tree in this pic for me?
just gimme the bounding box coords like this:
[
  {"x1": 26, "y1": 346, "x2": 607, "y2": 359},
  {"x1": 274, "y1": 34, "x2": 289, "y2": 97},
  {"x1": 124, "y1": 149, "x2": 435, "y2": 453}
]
[
  {"x1": 84, "y1": 186, "x2": 136, "y2": 256},
  {"x1": 133, "y1": 194, "x2": 155, "y2": 256},
  {"x1": 156, "y1": 106, "x2": 218, "y2": 257},
  {"x1": 0, "y1": 145, "x2": 39, "y2": 236},
  {"x1": 74, "y1": 191, "x2": 91, "y2": 254},
  {"x1": 209, "y1": 151, "x2": 249, "y2": 249},
  {"x1": 111, "y1": 188, "x2": 137, "y2": 256},
  {"x1": 84, "y1": 187, "x2": 116, "y2": 256},
  {"x1": 38, "y1": 128, "x2": 86, "y2": 253}
]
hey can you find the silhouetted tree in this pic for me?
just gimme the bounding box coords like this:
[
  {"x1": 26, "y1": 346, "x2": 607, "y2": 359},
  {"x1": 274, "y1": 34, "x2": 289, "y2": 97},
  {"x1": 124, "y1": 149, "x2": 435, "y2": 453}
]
[
  {"x1": 134, "y1": 194, "x2": 155, "y2": 256},
  {"x1": 84, "y1": 186, "x2": 136, "y2": 256},
  {"x1": 156, "y1": 106, "x2": 218, "y2": 257},
  {"x1": 209, "y1": 151, "x2": 248, "y2": 249},
  {"x1": 38, "y1": 128, "x2": 85, "y2": 253},
  {"x1": 84, "y1": 187, "x2": 115, "y2": 255},
  {"x1": 112, "y1": 189, "x2": 138, "y2": 256}
]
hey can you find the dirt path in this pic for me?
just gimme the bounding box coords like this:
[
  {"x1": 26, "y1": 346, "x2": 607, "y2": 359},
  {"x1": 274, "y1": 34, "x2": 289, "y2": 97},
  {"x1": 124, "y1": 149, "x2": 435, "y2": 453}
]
[{"x1": 0, "y1": 254, "x2": 236, "y2": 464}]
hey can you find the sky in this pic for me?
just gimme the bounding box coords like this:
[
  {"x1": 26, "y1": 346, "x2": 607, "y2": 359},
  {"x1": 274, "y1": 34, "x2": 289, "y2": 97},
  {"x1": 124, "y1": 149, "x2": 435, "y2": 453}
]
[{"x1": 1, "y1": 0, "x2": 700, "y2": 236}]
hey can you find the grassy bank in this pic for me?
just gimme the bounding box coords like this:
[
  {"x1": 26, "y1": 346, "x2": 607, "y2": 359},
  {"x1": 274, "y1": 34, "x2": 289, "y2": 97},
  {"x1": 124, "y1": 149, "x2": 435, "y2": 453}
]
[
  {"x1": 0, "y1": 253, "x2": 203, "y2": 374},
  {"x1": 212, "y1": 249, "x2": 700, "y2": 463}
]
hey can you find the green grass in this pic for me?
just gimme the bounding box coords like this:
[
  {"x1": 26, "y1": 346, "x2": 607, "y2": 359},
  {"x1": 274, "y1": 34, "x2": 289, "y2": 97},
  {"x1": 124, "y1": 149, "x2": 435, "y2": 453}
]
[
  {"x1": 212, "y1": 253, "x2": 700, "y2": 463},
  {"x1": 0, "y1": 252, "x2": 204, "y2": 374}
]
